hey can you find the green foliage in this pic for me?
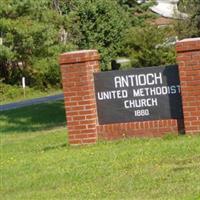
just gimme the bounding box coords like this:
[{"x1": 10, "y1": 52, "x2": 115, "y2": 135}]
[
  {"x1": 117, "y1": 0, "x2": 138, "y2": 7},
  {"x1": 67, "y1": 0, "x2": 132, "y2": 70},
  {"x1": 0, "y1": 45, "x2": 16, "y2": 60},
  {"x1": 0, "y1": 0, "x2": 181, "y2": 89},
  {"x1": 0, "y1": 0, "x2": 75, "y2": 88},
  {"x1": 31, "y1": 58, "x2": 61, "y2": 88},
  {"x1": 117, "y1": 0, "x2": 156, "y2": 27},
  {"x1": 0, "y1": 83, "x2": 22, "y2": 103},
  {"x1": 0, "y1": 82, "x2": 61, "y2": 104},
  {"x1": 121, "y1": 25, "x2": 176, "y2": 68},
  {"x1": 176, "y1": 0, "x2": 200, "y2": 38}
]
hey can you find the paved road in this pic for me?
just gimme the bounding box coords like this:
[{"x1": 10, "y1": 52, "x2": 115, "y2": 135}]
[{"x1": 0, "y1": 93, "x2": 64, "y2": 111}]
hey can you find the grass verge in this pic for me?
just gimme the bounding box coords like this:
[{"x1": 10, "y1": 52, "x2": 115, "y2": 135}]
[
  {"x1": 0, "y1": 83, "x2": 62, "y2": 105},
  {"x1": 1, "y1": 101, "x2": 200, "y2": 200}
]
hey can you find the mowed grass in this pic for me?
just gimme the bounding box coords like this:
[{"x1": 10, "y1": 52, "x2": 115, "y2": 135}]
[
  {"x1": 1, "y1": 101, "x2": 200, "y2": 200},
  {"x1": 0, "y1": 83, "x2": 62, "y2": 105}
]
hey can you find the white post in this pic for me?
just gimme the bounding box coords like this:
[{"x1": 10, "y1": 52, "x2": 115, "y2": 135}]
[
  {"x1": 0, "y1": 37, "x2": 3, "y2": 45},
  {"x1": 22, "y1": 77, "x2": 26, "y2": 98}
]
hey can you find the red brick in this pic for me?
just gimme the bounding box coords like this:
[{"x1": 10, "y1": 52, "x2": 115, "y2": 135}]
[
  {"x1": 78, "y1": 100, "x2": 93, "y2": 106},
  {"x1": 73, "y1": 116, "x2": 86, "y2": 121},
  {"x1": 86, "y1": 115, "x2": 96, "y2": 120},
  {"x1": 59, "y1": 50, "x2": 99, "y2": 145},
  {"x1": 82, "y1": 138, "x2": 97, "y2": 144},
  {"x1": 79, "y1": 110, "x2": 96, "y2": 115},
  {"x1": 176, "y1": 38, "x2": 200, "y2": 135},
  {"x1": 67, "y1": 121, "x2": 80, "y2": 126},
  {"x1": 80, "y1": 120, "x2": 96, "y2": 125},
  {"x1": 75, "y1": 134, "x2": 88, "y2": 139},
  {"x1": 81, "y1": 129, "x2": 96, "y2": 134},
  {"x1": 191, "y1": 121, "x2": 200, "y2": 126},
  {"x1": 69, "y1": 139, "x2": 82, "y2": 145},
  {"x1": 69, "y1": 130, "x2": 81, "y2": 135}
]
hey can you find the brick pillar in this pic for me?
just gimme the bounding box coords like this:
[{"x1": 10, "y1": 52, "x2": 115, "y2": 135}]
[
  {"x1": 176, "y1": 38, "x2": 200, "y2": 134},
  {"x1": 59, "y1": 50, "x2": 100, "y2": 145}
]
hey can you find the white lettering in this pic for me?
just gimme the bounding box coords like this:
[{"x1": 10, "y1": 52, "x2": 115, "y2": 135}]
[
  {"x1": 146, "y1": 73, "x2": 155, "y2": 85},
  {"x1": 138, "y1": 74, "x2": 146, "y2": 86},
  {"x1": 124, "y1": 98, "x2": 158, "y2": 109},
  {"x1": 114, "y1": 73, "x2": 163, "y2": 88},
  {"x1": 114, "y1": 77, "x2": 121, "y2": 88},
  {"x1": 98, "y1": 90, "x2": 128, "y2": 100},
  {"x1": 154, "y1": 72, "x2": 163, "y2": 85}
]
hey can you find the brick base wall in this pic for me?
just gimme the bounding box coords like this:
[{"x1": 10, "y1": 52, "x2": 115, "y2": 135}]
[{"x1": 97, "y1": 119, "x2": 184, "y2": 140}]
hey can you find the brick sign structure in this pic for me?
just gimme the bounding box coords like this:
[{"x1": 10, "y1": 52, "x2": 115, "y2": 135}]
[{"x1": 59, "y1": 38, "x2": 200, "y2": 145}]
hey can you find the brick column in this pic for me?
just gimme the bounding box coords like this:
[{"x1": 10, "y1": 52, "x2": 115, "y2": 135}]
[
  {"x1": 59, "y1": 50, "x2": 100, "y2": 145},
  {"x1": 176, "y1": 38, "x2": 200, "y2": 134}
]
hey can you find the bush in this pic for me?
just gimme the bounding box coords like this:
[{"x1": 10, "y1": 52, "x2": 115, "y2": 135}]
[
  {"x1": 0, "y1": 82, "x2": 60, "y2": 104},
  {"x1": 0, "y1": 83, "x2": 24, "y2": 103},
  {"x1": 0, "y1": 0, "x2": 74, "y2": 89},
  {"x1": 30, "y1": 57, "x2": 61, "y2": 89},
  {"x1": 121, "y1": 25, "x2": 176, "y2": 68},
  {"x1": 69, "y1": 0, "x2": 132, "y2": 70},
  {"x1": 175, "y1": 0, "x2": 200, "y2": 38}
]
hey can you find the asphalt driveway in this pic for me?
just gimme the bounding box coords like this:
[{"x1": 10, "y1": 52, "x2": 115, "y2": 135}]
[{"x1": 0, "y1": 93, "x2": 64, "y2": 111}]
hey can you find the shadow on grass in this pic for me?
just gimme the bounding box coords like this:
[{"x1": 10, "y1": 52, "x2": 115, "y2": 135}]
[
  {"x1": 0, "y1": 100, "x2": 66, "y2": 134},
  {"x1": 43, "y1": 143, "x2": 67, "y2": 152}
]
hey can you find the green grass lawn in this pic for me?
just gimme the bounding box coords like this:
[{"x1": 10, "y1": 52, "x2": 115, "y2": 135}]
[
  {"x1": 0, "y1": 83, "x2": 62, "y2": 105},
  {"x1": 1, "y1": 101, "x2": 200, "y2": 200}
]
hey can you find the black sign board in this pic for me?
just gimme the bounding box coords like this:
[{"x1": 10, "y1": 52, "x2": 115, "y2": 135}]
[{"x1": 94, "y1": 65, "x2": 183, "y2": 125}]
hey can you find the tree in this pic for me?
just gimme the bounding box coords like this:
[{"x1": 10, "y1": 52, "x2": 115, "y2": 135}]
[
  {"x1": 121, "y1": 25, "x2": 176, "y2": 68},
  {"x1": 61, "y1": 0, "x2": 157, "y2": 70},
  {"x1": 188, "y1": 0, "x2": 200, "y2": 36},
  {"x1": 176, "y1": 0, "x2": 200, "y2": 38},
  {"x1": 0, "y1": 0, "x2": 136, "y2": 85},
  {"x1": 0, "y1": 0, "x2": 74, "y2": 88},
  {"x1": 63, "y1": 0, "x2": 132, "y2": 70},
  {"x1": 0, "y1": 0, "x2": 173, "y2": 89}
]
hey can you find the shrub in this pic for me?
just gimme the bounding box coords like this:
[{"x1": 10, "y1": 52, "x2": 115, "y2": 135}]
[
  {"x1": 68, "y1": 0, "x2": 132, "y2": 70},
  {"x1": 121, "y1": 25, "x2": 176, "y2": 68}
]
